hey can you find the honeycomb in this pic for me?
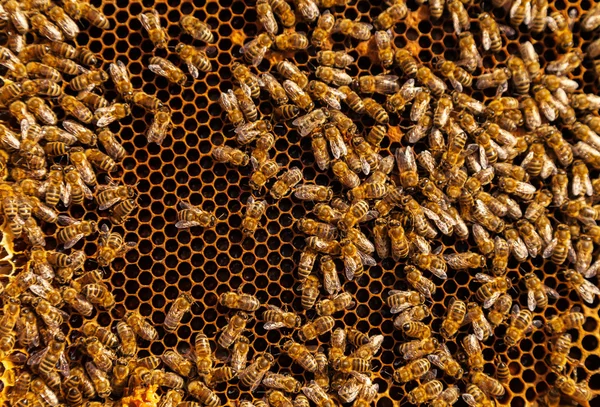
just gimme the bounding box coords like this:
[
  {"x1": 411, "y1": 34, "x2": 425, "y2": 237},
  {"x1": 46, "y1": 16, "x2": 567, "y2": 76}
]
[{"x1": 1, "y1": 0, "x2": 600, "y2": 406}]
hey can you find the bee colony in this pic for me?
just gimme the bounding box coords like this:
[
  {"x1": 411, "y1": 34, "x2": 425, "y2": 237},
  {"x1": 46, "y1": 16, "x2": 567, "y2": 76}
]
[{"x1": 1, "y1": 0, "x2": 600, "y2": 406}]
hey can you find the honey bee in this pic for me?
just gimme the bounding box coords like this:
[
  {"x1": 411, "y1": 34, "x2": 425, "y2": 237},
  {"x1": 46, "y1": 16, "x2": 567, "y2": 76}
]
[
  {"x1": 463, "y1": 384, "x2": 495, "y2": 407},
  {"x1": 149, "y1": 57, "x2": 187, "y2": 85},
  {"x1": 440, "y1": 299, "x2": 466, "y2": 339},
  {"x1": 219, "y1": 312, "x2": 248, "y2": 348},
  {"x1": 430, "y1": 386, "x2": 460, "y2": 407},
  {"x1": 341, "y1": 238, "x2": 376, "y2": 280},
  {"x1": 275, "y1": 31, "x2": 309, "y2": 51},
  {"x1": 301, "y1": 274, "x2": 321, "y2": 310},
  {"x1": 175, "y1": 200, "x2": 216, "y2": 229},
  {"x1": 475, "y1": 273, "x2": 511, "y2": 309},
  {"x1": 509, "y1": 0, "x2": 532, "y2": 27},
  {"x1": 109, "y1": 198, "x2": 136, "y2": 225},
  {"x1": 336, "y1": 87, "x2": 364, "y2": 115},
  {"x1": 415, "y1": 66, "x2": 446, "y2": 97},
  {"x1": 374, "y1": 0, "x2": 408, "y2": 30},
  {"x1": 82, "y1": 282, "x2": 115, "y2": 309},
  {"x1": 546, "y1": 309, "x2": 585, "y2": 336},
  {"x1": 565, "y1": 269, "x2": 600, "y2": 304},
  {"x1": 407, "y1": 380, "x2": 444, "y2": 404},
  {"x1": 25, "y1": 97, "x2": 57, "y2": 125},
  {"x1": 27, "y1": 333, "x2": 68, "y2": 386},
  {"x1": 549, "y1": 333, "x2": 573, "y2": 373},
  {"x1": 109, "y1": 60, "x2": 134, "y2": 101},
  {"x1": 582, "y1": 2, "x2": 600, "y2": 31},
  {"x1": 249, "y1": 159, "x2": 279, "y2": 190},
  {"x1": 57, "y1": 216, "x2": 97, "y2": 249},
  {"x1": 428, "y1": 344, "x2": 464, "y2": 380},
  {"x1": 471, "y1": 371, "x2": 506, "y2": 398},
  {"x1": 125, "y1": 310, "x2": 158, "y2": 341},
  {"x1": 455, "y1": 33, "x2": 481, "y2": 73},
  {"x1": 284, "y1": 80, "x2": 315, "y2": 112},
  {"x1": 255, "y1": 0, "x2": 278, "y2": 34},
  {"x1": 522, "y1": 272, "x2": 558, "y2": 312},
  {"x1": 271, "y1": 167, "x2": 303, "y2": 199},
  {"x1": 80, "y1": 336, "x2": 115, "y2": 372},
  {"x1": 94, "y1": 102, "x2": 131, "y2": 128},
  {"x1": 180, "y1": 14, "x2": 214, "y2": 42},
  {"x1": 163, "y1": 293, "x2": 193, "y2": 332},
  {"x1": 542, "y1": 224, "x2": 574, "y2": 265},
  {"x1": 116, "y1": 321, "x2": 137, "y2": 357},
  {"x1": 307, "y1": 80, "x2": 345, "y2": 110},
  {"x1": 386, "y1": 290, "x2": 425, "y2": 314},
  {"x1": 316, "y1": 50, "x2": 354, "y2": 69},
  {"x1": 476, "y1": 68, "x2": 511, "y2": 97},
  {"x1": 507, "y1": 56, "x2": 531, "y2": 95},
  {"x1": 392, "y1": 357, "x2": 431, "y2": 384},
  {"x1": 191, "y1": 334, "x2": 214, "y2": 377},
  {"x1": 333, "y1": 355, "x2": 370, "y2": 373},
  {"x1": 297, "y1": 218, "x2": 338, "y2": 241},
  {"x1": 547, "y1": 10, "x2": 576, "y2": 50},
  {"x1": 238, "y1": 196, "x2": 267, "y2": 236},
  {"x1": 176, "y1": 44, "x2": 212, "y2": 77},
  {"x1": 262, "y1": 372, "x2": 301, "y2": 394},
  {"x1": 315, "y1": 66, "x2": 352, "y2": 88},
  {"x1": 203, "y1": 365, "x2": 237, "y2": 387},
  {"x1": 555, "y1": 374, "x2": 594, "y2": 403},
  {"x1": 60, "y1": 94, "x2": 93, "y2": 123},
  {"x1": 211, "y1": 145, "x2": 249, "y2": 167},
  {"x1": 505, "y1": 304, "x2": 542, "y2": 347},
  {"x1": 82, "y1": 321, "x2": 119, "y2": 348},
  {"x1": 283, "y1": 340, "x2": 317, "y2": 372},
  {"x1": 95, "y1": 183, "x2": 135, "y2": 210},
  {"x1": 61, "y1": 286, "x2": 93, "y2": 316},
  {"x1": 30, "y1": 13, "x2": 64, "y2": 41},
  {"x1": 298, "y1": 316, "x2": 335, "y2": 341},
  {"x1": 316, "y1": 292, "x2": 354, "y2": 317},
  {"x1": 75, "y1": 91, "x2": 108, "y2": 112},
  {"x1": 242, "y1": 33, "x2": 273, "y2": 66},
  {"x1": 139, "y1": 9, "x2": 168, "y2": 49},
  {"x1": 188, "y1": 380, "x2": 219, "y2": 406},
  {"x1": 547, "y1": 50, "x2": 583, "y2": 76},
  {"x1": 31, "y1": 377, "x2": 60, "y2": 406},
  {"x1": 394, "y1": 49, "x2": 418, "y2": 78},
  {"x1": 332, "y1": 18, "x2": 373, "y2": 40}
]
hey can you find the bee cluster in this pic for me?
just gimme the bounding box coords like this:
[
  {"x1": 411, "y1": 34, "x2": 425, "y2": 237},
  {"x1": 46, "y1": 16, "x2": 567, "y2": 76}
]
[{"x1": 0, "y1": 0, "x2": 600, "y2": 407}]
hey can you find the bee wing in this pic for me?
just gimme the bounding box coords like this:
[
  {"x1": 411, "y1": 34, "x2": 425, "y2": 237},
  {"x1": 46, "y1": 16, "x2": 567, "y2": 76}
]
[
  {"x1": 148, "y1": 63, "x2": 171, "y2": 78},
  {"x1": 475, "y1": 272, "x2": 493, "y2": 283},
  {"x1": 544, "y1": 285, "x2": 559, "y2": 300},
  {"x1": 58, "y1": 353, "x2": 71, "y2": 377},
  {"x1": 263, "y1": 321, "x2": 287, "y2": 330},
  {"x1": 321, "y1": 92, "x2": 342, "y2": 110},
  {"x1": 540, "y1": 156, "x2": 557, "y2": 179},
  {"x1": 583, "y1": 259, "x2": 600, "y2": 279},
  {"x1": 510, "y1": 0, "x2": 522, "y2": 19},
  {"x1": 449, "y1": 78, "x2": 463, "y2": 92},
  {"x1": 175, "y1": 220, "x2": 203, "y2": 229},
  {"x1": 97, "y1": 195, "x2": 121, "y2": 211},
  {"x1": 452, "y1": 12, "x2": 462, "y2": 35},
  {"x1": 483, "y1": 292, "x2": 501, "y2": 309},
  {"x1": 427, "y1": 354, "x2": 443, "y2": 368},
  {"x1": 359, "y1": 156, "x2": 371, "y2": 175},
  {"x1": 56, "y1": 14, "x2": 80, "y2": 38},
  {"x1": 462, "y1": 393, "x2": 478, "y2": 407},
  {"x1": 328, "y1": 137, "x2": 346, "y2": 160},
  {"x1": 63, "y1": 233, "x2": 85, "y2": 249},
  {"x1": 186, "y1": 62, "x2": 200, "y2": 79},
  {"x1": 357, "y1": 250, "x2": 376, "y2": 267},
  {"x1": 390, "y1": 303, "x2": 411, "y2": 314},
  {"x1": 579, "y1": 280, "x2": 600, "y2": 303},
  {"x1": 527, "y1": 290, "x2": 537, "y2": 311},
  {"x1": 523, "y1": 1, "x2": 532, "y2": 25},
  {"x1": 138, "y1": 12, "x2": 153, "y2": 31},
  {"x1": 542, "y1": 238, "x2": 558, "y2": 259}
]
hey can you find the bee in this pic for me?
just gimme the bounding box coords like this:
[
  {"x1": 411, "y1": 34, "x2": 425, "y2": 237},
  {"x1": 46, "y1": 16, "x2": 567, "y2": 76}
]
[
  {"x1": 115, "y1": 321, "x2": 136, "y2": 357},
  {"x1": 176, "y1": 44, "x2": 212, "y2": 78},
  {"x1": 237, "y1": 196, "x2": 267, "y2": 237},
  {"x1": 262, "y1": 372, "x2": 302, "y2": 394},
  {"x1": 255, "y1": 0, "x2": 278, "y2": 34},
  {"x1": 506, "y1": 56, "x2": 531, "y2": 95},
  {"x1": 464, "y1": 302, "x2": 493, "y2": 341},
  {"x1": 23, "y1": 98, "x2": 55, "y2": 126},
  {"x1": 582, "y1": 2, "x2": 600, "y2": 31},
  {"x1": 83, "y1": 364, "x2": 111, "y2": 399},
  {"x1": 394, "y1": 49, "x2": 418, "y2": 78},
  {"x1": 475, "y1": 273, "x2": 511, "y2": 309},
  {"x1": 547, "y1": 10, "x2": 576, "y2": 50},
  {"x1": 283, "y1": 340, "x2": 317, "y2": 372},
  {"x1": 335, "y1": 87, "x2": 365, "y2": 116},
  {"x1": 175, "y1": 200, "x2": 216, "y2": 229},
  {"x1": 316, "y1": 50, "x2": 354, "y2": 69},
  {"x1": 298, "y1": 316, "x2": 335, "y2": 341},
  {"x1": 523, "y1": 272, "x2": 558, "y2": 312},
  {"x1": 430, "y1": 386, "x2": 460, "y2": 407},
  {"x1": 219, "y1": 90, "x2": 245, "y2": 127},
  {"x1": 191, "y1": 333, "x2": 214, "y2": 376},
  {"x1": 261, "y1": 304, "x2": 301, "y2": 330},
  {"x1": 188, "y1": 380, "x2": 219, "y2": 406},
  {"x1": 30, "y1": 13, "x2": 64, "y2": 41},
  {"x1": 96, "y1": 129, "x2": 126, "y2": 162},
  {"x1": 139, "y1": 9, "x2": 168, "y2": 49},
  {"x1": 505, "y1": 304, "x2": 542, "y2": 347},
  {"x1": 125, "y1": 310, "x2": 158, "y2": 341},
  {"x1": 402, "y1": 321, "x2": 432, "y2": 339},
  {"x1": 109, "y1": 198, "x2": 136, "y2": 224},
  {"x1": 416, "y1": 66, "x2": 447, "y2": 97},
  {"x1": 428, "y1": 344, "x2": 464, "y2": 380},
  {"x1": 180, "y1": 14, "x2": 214, "y2": 42},
  {"x1": 555, "y1": 374, "x2": 594, "y2": 403},
  {"x1": 549, "y1": 333, "x2": 573, "y2": 373},
  {"x1": 383, "y1": 219, "x2": 409, "y2": 261},
  {"x1": 315, "y1": 66, "x2": 352, "y2": 87},
  {"x1": 407, "y1": 380, "x2": 444, "y2": 404},
  {"x1": 459, "y1": 334, "x2": 485, "y2": 373},
  {"x1": 242, "y1": 33, "x2": 272, "y2": 66},
  {"x1": 275, "y1": 31, "x2": 309, "y2": 51},
  {"x1": 546, "y1": 309, "x2": 585, "y2": 335},
  {"x1": 94, "y1": 103, "x2": 131, "y2": 128},
  {"x1": 315, "y1": 292, "x2": 354, "y2": 316},
  {"x1": 542, "y1": 224, "x2": 573, "y2": 265},
  {"x1": 149, "y1": 56, "x2": 186, "y2": 85},
  {"x1": 75, "y1": 91, "x2": 109, "y2": 112},
  {"x1": 331, "y1": 160, "x2": 359, "y2": 189},
  {"x1": 82, "y1": 282, "x2": 115, "y2": 309},
  {"x1": 332, "y1": 18, "x2": 372, "y2": 40},
  {"x1": 57, "y1": 216, "x2": 97, "y2": 249},
  {"x1": 301, "y1": 274, "x2": 320, "y2": 309},
  {"x1": 82, "y1": 321, "x2": 118, "y2": 348},
  {"x1": 80, "y1": 336, "x2": 115, "y2": 372},
  {"x1": 476, "y1": 68, "x2": 511, "y2": 97},
  {"x1": 163, "y1": 293, "x2": 193, "y2": 332},
  {"x1": 333, "y1": 356, "x2": 370, "y2": 373},
  {"x1": 447, "y1": 0, "x2": 470, "y2": 34},
  {"x1": 440, "y1": 299, "x2": 466, "y2": 339},
  {"x1": 218, "y1": 291, "x2": 259, "y2": 313},
  {"x1": 471, "y1": 371, "x2": 506, "y2": 398},
  {"x1": 271, "y1": 167, "x2": 303, "y2": 199},
  {"x1": 509, "y1": 0, "x2": 532, "y2": 27},
  {"x1": 308, "y1": 80, "x2": 345, "y2": 110},
  {"x1": 392, "y1": 358, "x2": 431, "y2": 383},
  {"x1": 109, "y1": 60, "x2": 134, "y2": 101},
  {"x1": 360, "y1": 98, "x2": 387, "y2": 124},
  {"x1": 30, "y1": 377, "x2": 60, "y2": 406},
  {"x1": 547, "y1": 50, "x2": 583, "y2": 76},
  {"x1": 59, "y1": 95, "x2": 93, "y2": 123},
  {"x1": 404, "y1": 266, "x2": 436, "y2": 299},
  {"x1": 386, "y1": 290, "x2": 425, "y2": 314},
  {"x1": 64, "y1": 0, "x2": 110, "y2": 28},
  {"x1": 27, "y1": 333, "x2": 68, "y2": 387},
  {"x1": 61, "y1": 286, "x2": 93, "y2": 316},
  {"x1": 340, "y1": 238, "x2": 376, "y2": 280},
  {"x1": 373, "y1": 0, "x2": 408, "y2": 29},
  {"x1": 462, "y1": 384, "x2": 495, "y2": 407},
  {"x1": 249, "y1": 159, "x2": 279, "y2": 190},
  {"x1": 571, "y1": 160, "x2": 593, "y2": 197},
  {"x1": 218, "y1": 312, "x2": 248, "y2": 348},
  {"x1": 297, "y1": 218, "x2": 338, "y2": 240},
  {"x1": 311, "y1": 10, "x2": 335, "y2": 47},
  {"x1": 565, "y1": 269, "x2": 600, "y2": 304},
  {"x1": 409, "y1": 88, "x2": 431, "y2": 122},
  {"x1": 212, "y1": 145, "x2": 249, "y2": 167},
  {"x1": 283, "y1": 80, "x2": 314, "y2": 112},
  {"x1": 371, "y1": 30, "x2": 395, "y2": 67}
]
